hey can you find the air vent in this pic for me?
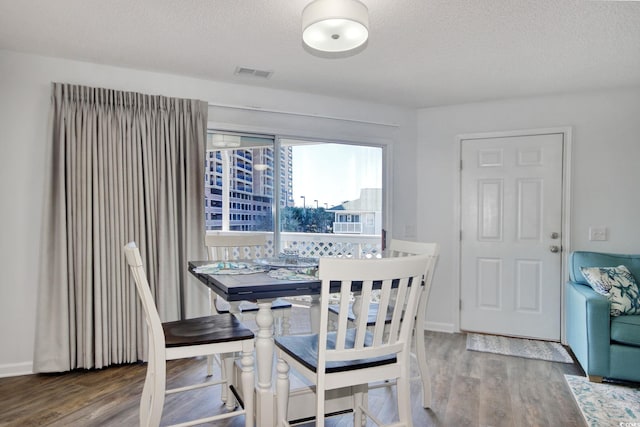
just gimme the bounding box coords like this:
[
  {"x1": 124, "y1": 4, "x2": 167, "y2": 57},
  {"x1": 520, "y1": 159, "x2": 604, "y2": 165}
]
[{"x1": 234, "y1": 66, "x2": 274, "y2": 79}]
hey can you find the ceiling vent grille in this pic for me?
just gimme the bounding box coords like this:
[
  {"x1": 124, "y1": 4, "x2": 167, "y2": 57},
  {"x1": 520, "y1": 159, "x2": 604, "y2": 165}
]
[{"x1": 234, "y1": 66, "x2": 273, "y2": 79}]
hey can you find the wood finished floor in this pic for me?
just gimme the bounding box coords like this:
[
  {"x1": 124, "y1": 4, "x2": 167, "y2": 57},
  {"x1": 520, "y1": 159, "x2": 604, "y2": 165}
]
[{"x1": 0, "y1": 329, "x2": 586, "y2": 426}]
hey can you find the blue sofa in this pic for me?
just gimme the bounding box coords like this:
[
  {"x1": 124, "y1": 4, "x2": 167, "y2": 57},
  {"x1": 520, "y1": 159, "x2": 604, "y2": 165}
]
[{"x1": 565, "y1": 251, "x2": 640, "y2": 382}]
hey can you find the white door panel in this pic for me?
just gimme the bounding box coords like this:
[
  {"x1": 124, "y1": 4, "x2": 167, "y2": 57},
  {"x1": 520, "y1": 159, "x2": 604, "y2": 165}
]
[{"x1": 460, "y1": 133, "x2": 563, "y2": 340}]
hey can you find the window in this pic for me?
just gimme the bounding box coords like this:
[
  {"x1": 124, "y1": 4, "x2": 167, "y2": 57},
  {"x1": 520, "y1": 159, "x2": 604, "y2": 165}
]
[
  {"x1": 205, "y1": 132, "x2": 384, "y2": 256},
  {"x1": 205, "y1": 133, "x2": 276, "y2": 232}
]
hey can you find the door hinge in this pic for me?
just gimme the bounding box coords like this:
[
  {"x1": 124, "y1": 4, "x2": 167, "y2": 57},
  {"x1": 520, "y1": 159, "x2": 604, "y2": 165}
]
[
  {"x1": 460, "y1": 159, "x2": 463, "y2": 170},
  {"x1": 459, "y1": 299, "x2": 462, "y2": 310},
  {"x1": 460, "y1": 230, "x2": 462, "y2": 241}
]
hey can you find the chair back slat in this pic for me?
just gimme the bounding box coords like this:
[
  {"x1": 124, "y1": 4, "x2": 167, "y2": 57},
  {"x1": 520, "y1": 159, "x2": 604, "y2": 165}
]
[
  {"x1": 335, "y1": 284, "x2": 352, "y2": 350},
  {"x1": 123, "y1": 242, "x2": 165, "y2": 351},
  {"x1": 318, "y1": 255, "x2": 430, "y2": 366},
  {"x1": 372, "y1": 279, "x2": 393, "y2": 345},
  {"x1": 205, "y1": 233, "x2": 267, "y2": 261},
  {"x1": 354, "y1": 279, "x2": 374, "y2": 348},
  {"x1": 388, "y1": 240, "x2": 437, "y2": 258},
  {"x1": 387, "y1": 276, "x2": 409, "y2": 343}
]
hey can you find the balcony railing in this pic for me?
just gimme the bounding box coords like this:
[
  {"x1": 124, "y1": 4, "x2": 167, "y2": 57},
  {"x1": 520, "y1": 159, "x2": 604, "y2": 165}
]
[
  {"x1": 204, "y1": 231, "x2": 383, "y2": 303},
  {"x1": 204, "y1": 231, "x2": 382, "y2": 259}
]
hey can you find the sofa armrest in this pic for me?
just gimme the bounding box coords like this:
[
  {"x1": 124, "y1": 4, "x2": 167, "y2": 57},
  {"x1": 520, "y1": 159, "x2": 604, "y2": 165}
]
[{"x1": 565, "y1": 281, "x2": 611, "y2": 376}]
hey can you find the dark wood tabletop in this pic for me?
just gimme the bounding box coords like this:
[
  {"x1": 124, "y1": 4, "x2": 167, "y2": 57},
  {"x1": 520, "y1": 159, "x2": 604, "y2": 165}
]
[{"x1": 188, "y1": 260, "x2": 322, "y2": 301}]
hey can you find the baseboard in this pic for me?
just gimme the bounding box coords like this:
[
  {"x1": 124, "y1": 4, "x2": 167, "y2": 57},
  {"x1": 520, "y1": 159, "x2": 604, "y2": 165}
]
[
  {"x1": 423, "y1": 320, "x2": 455, "y2": 333},
  {"x1": 0, "y1": 361, "x2": 33, "y2": 378}
]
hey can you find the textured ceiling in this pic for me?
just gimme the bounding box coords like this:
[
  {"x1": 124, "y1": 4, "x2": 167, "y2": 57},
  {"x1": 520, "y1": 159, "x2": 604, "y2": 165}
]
[{"x1": 1, "y1": 0, "x2": 639, "y2": 108}]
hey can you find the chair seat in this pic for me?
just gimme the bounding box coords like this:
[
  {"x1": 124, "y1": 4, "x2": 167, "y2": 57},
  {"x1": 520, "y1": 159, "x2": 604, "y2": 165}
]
[
  {"x1": 163, "y1": 314, "x2": 254, "y2": 347},
  {"x1": 215, "y1": 297, "x2": 292, "y2": 314},
  {"x1": 274, "y1": 329, "x2": 396, "y2": 374}
]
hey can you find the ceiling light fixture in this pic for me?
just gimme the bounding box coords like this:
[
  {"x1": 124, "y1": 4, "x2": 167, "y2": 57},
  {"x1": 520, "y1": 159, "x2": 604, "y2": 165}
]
[{"x1": 302, "y1": 0, "x2": 369, "y2": 54}]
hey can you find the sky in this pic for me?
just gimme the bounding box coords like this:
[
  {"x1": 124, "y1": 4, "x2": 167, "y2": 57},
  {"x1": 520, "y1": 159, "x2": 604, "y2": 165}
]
[{"x1": 290, "y1": 143, "x2": 382, "y2": 208}]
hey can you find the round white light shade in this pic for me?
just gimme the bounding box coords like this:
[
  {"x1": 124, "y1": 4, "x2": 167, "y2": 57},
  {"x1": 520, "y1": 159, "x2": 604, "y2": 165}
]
[{"x1": 302, "y1": 0, "x2": 369, "y2": 53}]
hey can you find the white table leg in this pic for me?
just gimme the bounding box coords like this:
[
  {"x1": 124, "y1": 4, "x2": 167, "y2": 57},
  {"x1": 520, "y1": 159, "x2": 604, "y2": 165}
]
[
  {"x1": 255, "y1": 299, "x2": 275, "y2": 426},
  {"x1": 276, "y1": 358, "x2": 290, "y2": 427},
  {"x1": 240, "y1": 344, "x2": 255, "y2": 427}
]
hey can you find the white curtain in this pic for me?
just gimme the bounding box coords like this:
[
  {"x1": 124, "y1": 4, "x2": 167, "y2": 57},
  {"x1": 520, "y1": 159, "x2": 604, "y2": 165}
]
[{"x1": 34, "y1": 83, "x2": 208, "y2": 372}]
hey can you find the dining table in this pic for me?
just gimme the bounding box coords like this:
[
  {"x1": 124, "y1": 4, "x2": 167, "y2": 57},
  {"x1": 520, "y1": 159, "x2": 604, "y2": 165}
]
[
  {"x1": 188, "y1": 259, "x2": 348, "y2": 426},
  {"x1": 188, "y1": 247, "x2": 435, "y2": 425}
]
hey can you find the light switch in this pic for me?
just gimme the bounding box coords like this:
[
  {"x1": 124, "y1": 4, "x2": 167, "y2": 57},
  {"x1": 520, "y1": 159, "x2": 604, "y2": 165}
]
[{"x1": 589, "y1": 226, "x2": 607, "y2": 241}]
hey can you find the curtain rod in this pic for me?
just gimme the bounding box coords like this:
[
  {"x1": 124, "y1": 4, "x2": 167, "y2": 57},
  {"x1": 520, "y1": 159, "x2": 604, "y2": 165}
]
[{"x1": 207, "y1": 102, "x2": 400, "y2": 128}]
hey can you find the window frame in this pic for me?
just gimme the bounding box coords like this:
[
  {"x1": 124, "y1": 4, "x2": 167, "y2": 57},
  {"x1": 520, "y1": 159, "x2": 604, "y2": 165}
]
[{"x1": 205, "y1": 128, "x2": 391, "y2": 254}]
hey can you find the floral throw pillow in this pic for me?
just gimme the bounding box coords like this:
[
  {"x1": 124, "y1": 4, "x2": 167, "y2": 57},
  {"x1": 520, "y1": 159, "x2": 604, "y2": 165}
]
[{"x1": 580, "y1": 265, "x2": 640, "y2": 316}]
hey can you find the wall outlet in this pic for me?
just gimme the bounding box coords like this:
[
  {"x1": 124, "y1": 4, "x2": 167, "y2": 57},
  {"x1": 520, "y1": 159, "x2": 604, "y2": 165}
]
[{"x1": 589, "y1": 226, "x2": 607, "y2": 241}]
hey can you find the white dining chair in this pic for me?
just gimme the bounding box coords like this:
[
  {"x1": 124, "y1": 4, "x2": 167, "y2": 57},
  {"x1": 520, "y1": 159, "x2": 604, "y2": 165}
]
[
  {"x1": 205, "y1": 233, "x2": 292, "y2": 326},
  {"x1": 204, "y1": 233, "x2": 292, "y2": 407},
  {"x1": 386, "y1": 239, "x2": 439, "y2": 407},
  {"x1": 123, "y1": 242, "x2": 255, "y2": 427},
  {"x1": 328, "y1": 239, "x2": 440, "y2": 408},
  {"x1": 274, "y1": 254, "x2": 432, "y2": 427}
]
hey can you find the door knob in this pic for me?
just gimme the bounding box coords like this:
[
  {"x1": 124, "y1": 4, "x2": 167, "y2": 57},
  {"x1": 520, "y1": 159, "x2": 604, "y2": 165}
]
[
  {"x1": 550, "y1": 232, "x2": 560, "y2": 239},
  {"x1": 550, "y1": 245, "x2": 560, "y2": 253}
]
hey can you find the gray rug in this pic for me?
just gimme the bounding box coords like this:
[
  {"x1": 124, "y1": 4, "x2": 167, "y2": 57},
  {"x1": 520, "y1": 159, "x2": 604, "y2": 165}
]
[
  {"x1": 466, "y1": 333, "x2": 573, "y2": 363},
  {"x1": 565, "y1": 374, "x2": 640, "y2": 427}
]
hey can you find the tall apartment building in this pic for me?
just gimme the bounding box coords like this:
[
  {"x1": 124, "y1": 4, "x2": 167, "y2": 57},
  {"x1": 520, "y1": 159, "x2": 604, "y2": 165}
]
[{"x1": 204, "y1": 145, "x2": 293, "y2": 231}]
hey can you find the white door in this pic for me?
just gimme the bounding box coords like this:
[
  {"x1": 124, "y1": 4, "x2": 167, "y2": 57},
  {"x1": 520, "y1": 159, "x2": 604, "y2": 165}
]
[{"x1": 460, "y1": 133, "x2": 564, "y2": 340}]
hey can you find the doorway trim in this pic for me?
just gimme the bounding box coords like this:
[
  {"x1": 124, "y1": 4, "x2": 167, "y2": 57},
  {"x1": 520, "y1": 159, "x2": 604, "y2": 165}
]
[{"x1": 452, "y1": 127, "x2": 573, "y2": 343}]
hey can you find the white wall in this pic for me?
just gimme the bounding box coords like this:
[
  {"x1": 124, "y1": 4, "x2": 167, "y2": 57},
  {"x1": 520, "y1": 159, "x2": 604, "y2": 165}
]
[
  {"x1": 0, "y1": 49, "x2": 417, "y2": 376},
  {"x1": 417, "y1": 87, "x2": 640, "y2": 332},
  {"x1": 5, "y1": 47, "x2": 637, "y2": 375}
]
